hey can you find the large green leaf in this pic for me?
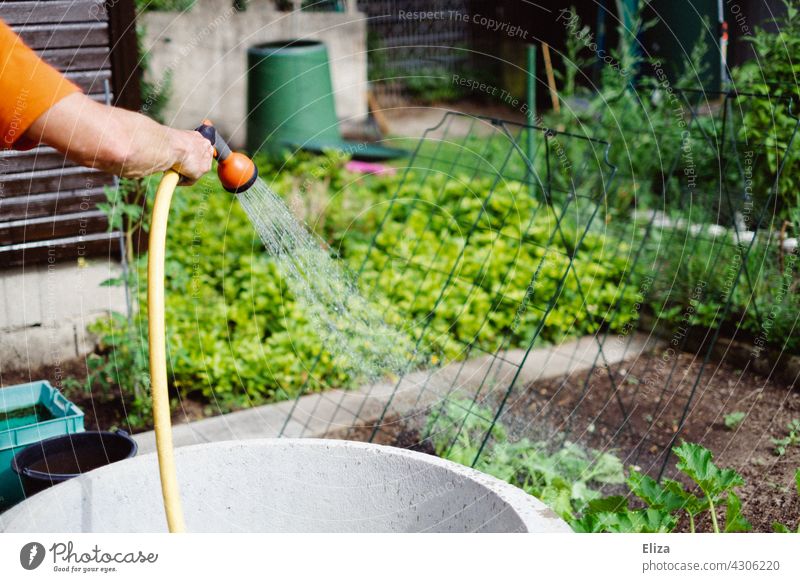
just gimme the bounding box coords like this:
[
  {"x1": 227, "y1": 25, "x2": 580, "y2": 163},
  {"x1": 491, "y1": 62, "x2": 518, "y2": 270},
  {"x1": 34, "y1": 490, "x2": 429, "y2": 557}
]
[
  {"x1": 724, "y1": 492, "x2": 751, "y2": 533},
  {"x1": 674, "y1": 442, "x2": 744, "y2": 499}
]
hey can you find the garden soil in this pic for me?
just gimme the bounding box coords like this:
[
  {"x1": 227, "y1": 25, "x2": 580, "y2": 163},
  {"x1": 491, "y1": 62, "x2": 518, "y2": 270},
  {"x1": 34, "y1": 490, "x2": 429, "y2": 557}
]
[
  {"x1": 491, "y1": 350, "x2": 800, "y2": 533},
  {"x1": 0, "y1": 359, "x2": 206, "y2": 432},
  {"x1": 337, "y1": 350, "x2": 800, "y2": 532}
]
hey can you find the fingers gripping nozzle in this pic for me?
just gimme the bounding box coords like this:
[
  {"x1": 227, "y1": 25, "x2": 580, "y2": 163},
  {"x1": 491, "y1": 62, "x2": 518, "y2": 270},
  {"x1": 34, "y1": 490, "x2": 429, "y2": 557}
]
[{"x1": 195, "y1": 120, "x2": 258, "y2": 194}]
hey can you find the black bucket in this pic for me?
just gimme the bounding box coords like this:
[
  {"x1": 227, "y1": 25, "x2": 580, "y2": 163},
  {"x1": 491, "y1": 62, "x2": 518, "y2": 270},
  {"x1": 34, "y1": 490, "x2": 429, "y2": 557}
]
[{"x1": 11, "y1": 430, "x2": 138, "y2": 498}]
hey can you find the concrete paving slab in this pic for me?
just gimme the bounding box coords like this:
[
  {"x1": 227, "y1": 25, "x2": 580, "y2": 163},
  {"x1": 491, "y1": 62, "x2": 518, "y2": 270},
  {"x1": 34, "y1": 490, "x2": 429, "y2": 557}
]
[{"x1": 134, "y1": 333, "x2": 661, "y2": 454}]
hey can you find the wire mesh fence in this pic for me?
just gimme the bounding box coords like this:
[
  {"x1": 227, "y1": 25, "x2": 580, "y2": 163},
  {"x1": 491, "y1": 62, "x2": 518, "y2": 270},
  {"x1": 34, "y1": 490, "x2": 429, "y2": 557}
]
[
  {"x1": 279, "y1": 111, "x2": 621, "y2": 447},
  {"x1": 600, "y1": 88, "x2": 800, "y2": 478},
  {"x1": 278, "y1": 86, "x2": 799, "y2": 489}
]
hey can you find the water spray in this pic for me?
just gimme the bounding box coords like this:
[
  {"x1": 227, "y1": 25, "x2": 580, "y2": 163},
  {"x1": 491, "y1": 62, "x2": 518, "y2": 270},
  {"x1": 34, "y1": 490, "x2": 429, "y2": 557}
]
[{"x1": 148, "y1": 122, "x2": 257, "y2": 532}]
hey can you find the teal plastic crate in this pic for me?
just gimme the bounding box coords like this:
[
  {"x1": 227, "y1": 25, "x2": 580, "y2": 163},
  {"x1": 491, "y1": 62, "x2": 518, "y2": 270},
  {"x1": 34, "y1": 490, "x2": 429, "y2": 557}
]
[{"x1": 0, "y1": 381, "x2": 84, "y2": 511}]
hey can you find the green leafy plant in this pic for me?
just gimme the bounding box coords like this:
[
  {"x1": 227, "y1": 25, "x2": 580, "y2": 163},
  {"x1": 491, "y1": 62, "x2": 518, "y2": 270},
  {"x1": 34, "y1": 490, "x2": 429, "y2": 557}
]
[
  {"x1": 135, "y1": 0, "x2": 195, "y2": 12},
  {"x1": 772, "y1": 419, "x2": 800, "y2": 457},
  {"x1": 576, "y1": 471, "x2": 687, "y2": 533},
  {"x1": 97, "y1": 177, "x2": 156, "y2": 264},
  {"x1": 733, "y1": 0, "x2": 800, "y2": 224},
  {"x1": 548, "y1": 4, "x2": 710, "y2": 216},
  {"x1": 62, "y1": 312, "x2": 153, "y2": 430},
  {"x1": 403, "y1": 69, "x2": 466, "y2": 104},
  {"x1": 426, "y1": 399, "x2": 625, "y2": 524},
  {"x1": 572, "y1": 498, "x2": 678, "y2": 533},
  {"x1": 428, "y1": 396, "x2": 752, "y2": 533},
  {"x1": 673, "y1": 442, "x2": 750, "y2": 533},
  {"x1": 724, "y1": 411, "x2": 746, "y2": 431},
  {"x1": 550, "y1": 1, "x2": 800, "y2": 354},
  {"x1": 579, "y1": 442, "x2": 750, "y2": 533},
  {"x1": 773, "y1": 469, "x2": 800, "y2": 533}
]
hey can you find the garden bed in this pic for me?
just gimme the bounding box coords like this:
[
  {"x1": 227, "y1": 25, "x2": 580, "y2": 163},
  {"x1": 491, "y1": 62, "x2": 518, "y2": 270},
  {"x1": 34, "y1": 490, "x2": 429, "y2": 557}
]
[
  {"x1": 0, "y1": 359, "x2": 206, "y2": 433},
  {"x1": 6, "y1": 347, "x2": 798, "y2": 531},
  {"x1": 507, "y1": 350, "x2": 800, "y2": 532},
  {"x1": 337, "y1": 349, "x2": 800, "y2": 532}
]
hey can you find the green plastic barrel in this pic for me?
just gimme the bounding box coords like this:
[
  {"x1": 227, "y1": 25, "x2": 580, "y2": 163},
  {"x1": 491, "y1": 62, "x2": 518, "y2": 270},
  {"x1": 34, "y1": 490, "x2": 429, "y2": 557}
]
[
  {"x1": 247, "y1": 40, "x2": 405, "y2": 161},
  {"x1": 247, "y1": 40, "x2": 341, "y2": 158}
]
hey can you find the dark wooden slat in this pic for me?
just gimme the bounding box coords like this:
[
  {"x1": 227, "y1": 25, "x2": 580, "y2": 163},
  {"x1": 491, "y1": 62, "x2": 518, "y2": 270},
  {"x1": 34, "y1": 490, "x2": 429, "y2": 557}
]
[
  {"x1": 0, "y1": 231, "x2": 121, "y2": 268},
  {"x1": 89, "y1": 92, "x2": 115, "y2": 103},
  {"x1": 0, "y1": 187, "x2": 109, "y2": 221},
  {"x1": 107, "y1": 0, "x2": 142, "y2": 111},
  {"x1": 0, "y1": 166, "x2": 112, "y2": 197},
  {"x1": 65, "y1": 68, "x2": 112, "y2": 93},
  {"x1": 0, "y1": 147, "x2": 73, "y2": 173},
  {"x1": 0, "y1": 210, "x2": 109, "y2": 245},
  {"x1": 13, "y1": 22, "x2": 109, "y2": 50},
  {"x1": 0, "y1": 1, "x2": 107, "y2": 26},
  {"x1": 37, "y1": 46, "x2": 111, "y2": 72}
]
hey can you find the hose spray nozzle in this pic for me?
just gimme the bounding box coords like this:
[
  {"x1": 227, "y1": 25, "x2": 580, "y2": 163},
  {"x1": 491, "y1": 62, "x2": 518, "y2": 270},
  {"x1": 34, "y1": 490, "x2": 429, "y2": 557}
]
[{"x1": 195, "y1": 120, "x2": 258, "y2": 193}]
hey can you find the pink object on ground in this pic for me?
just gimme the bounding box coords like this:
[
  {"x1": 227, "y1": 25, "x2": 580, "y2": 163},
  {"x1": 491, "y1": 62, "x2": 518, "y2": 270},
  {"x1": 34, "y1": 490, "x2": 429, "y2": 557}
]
[{"x1": 345, "y1": 160, "x2": 396, "y2": 175}]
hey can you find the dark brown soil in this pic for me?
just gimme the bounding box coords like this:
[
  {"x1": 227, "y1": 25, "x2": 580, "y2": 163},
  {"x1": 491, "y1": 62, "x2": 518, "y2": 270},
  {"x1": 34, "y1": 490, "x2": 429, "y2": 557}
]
[
  {"x1": 336, "y1": 350, "x2": 800, "y2": 532},
  {"x1": 328, "y1": 418, "x2": 436, "y2": 456},
  {"x1": 497, "y1": 349, "x2": 800, "y2": 533},
  {"x1": 0, "y1": 357, "x2": 207, "y2": 433}
]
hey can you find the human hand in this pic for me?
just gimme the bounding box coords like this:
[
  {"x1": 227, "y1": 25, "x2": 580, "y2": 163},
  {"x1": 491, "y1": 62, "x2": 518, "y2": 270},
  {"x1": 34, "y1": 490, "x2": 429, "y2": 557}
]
[{"x1": 170, "y1": 129, "x2": 214, "y2": 184}]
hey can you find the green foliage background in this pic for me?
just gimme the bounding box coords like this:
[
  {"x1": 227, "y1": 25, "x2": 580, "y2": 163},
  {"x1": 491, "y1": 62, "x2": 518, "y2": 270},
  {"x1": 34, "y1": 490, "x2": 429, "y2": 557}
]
[{"x1": 86, "y1": 152, "x2": 640, "y2": 422}]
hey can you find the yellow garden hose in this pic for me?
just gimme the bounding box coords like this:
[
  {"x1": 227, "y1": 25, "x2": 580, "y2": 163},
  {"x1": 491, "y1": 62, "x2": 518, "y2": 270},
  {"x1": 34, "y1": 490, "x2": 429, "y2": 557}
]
[
  {"x1": 146, "y1": 123, "x2": 258, "y2": 533},
  {"x1": 148, "y1": 169, "x2": 186, "y2": 533}
]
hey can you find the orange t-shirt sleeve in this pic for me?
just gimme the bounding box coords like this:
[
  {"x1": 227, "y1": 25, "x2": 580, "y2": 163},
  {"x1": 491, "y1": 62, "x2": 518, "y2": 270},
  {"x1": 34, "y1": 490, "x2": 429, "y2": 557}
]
[{"x1": 0, "y1": 20, "x2": 81, "y2": 150}]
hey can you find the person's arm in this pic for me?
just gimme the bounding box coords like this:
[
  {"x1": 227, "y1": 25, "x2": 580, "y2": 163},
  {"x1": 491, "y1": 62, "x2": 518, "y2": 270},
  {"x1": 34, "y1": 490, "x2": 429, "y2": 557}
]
[{"x1": 23, "y1": 92, "x2": 213, "y2": 184}]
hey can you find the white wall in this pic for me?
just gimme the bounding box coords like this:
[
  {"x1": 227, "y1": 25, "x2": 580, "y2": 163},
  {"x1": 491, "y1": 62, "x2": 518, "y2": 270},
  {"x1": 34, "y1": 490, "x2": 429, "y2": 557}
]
[
  {"x1": 140, "y1": 1, "x2": 368, "y2": 148},
  {"x1": 0, "y1": 261, "x2": 127, "y2": 372}
]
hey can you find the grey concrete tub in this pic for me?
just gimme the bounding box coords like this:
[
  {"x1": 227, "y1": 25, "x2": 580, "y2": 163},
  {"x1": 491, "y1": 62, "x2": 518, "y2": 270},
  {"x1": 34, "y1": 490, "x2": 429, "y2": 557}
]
[{"x1": 0, "y1": 439, "x2": 571, "y2": 533}]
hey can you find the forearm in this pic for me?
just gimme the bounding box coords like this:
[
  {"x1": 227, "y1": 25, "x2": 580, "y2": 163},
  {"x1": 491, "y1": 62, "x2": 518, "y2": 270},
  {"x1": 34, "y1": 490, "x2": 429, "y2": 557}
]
[
  {"x1": 24, "y1": 92, "x2": 211, "y2": 182},
  {"x1": 100, "y1": 107, "x2": 188, "y2": 178},
  {"x1": 24, "y1": 93, "x2": 179, "y2": 177}
]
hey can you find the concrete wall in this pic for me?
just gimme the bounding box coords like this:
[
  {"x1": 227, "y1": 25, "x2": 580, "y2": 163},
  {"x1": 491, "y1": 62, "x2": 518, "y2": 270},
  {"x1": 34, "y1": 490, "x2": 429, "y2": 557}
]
[
  {"x1": 140, "y1": 1, "x2": 368, "y2": 148},
  {"x1": 0, "y1": 261, "x2": 127, "y2": 373}
]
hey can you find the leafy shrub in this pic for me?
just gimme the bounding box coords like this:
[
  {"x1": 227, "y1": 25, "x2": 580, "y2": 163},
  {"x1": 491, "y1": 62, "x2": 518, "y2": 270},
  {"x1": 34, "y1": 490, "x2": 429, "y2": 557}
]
[
  {"x1": 733, "y1": 0, "x2": 800, "y2": 224},
  {"x1": 135, "y1": 0, "x2": 195, "y2": 12},
  {"x1": 772, "y1": 419, "x2": 800, "y2": 457},
  {"x1": 633, "y1": 221, "x2": 800, "y2": 353},
  {"x1": 578, "y1": 442, "x2": 751, "y2": 533},
  {"x1": 352, "y1": 173, "x2": 639, "y2": 359},
  {"x1": 550, "y1": 2, "x2": 800, "y2": 355}
]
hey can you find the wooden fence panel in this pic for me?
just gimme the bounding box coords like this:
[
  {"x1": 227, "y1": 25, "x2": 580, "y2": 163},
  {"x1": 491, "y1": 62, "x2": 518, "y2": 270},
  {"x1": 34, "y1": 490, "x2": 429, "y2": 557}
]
[{"x1": 0, "y1": 0, "x2": 141, "y2": 269}]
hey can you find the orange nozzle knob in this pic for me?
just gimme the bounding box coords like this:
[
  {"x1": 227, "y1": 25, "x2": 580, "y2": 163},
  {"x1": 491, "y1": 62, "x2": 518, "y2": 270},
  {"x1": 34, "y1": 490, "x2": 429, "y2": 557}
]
[
  {"x1": 217, "y1": 152, "x2": 258, "y2": 194},
  {"x1": 194, "y1": 121, "x2": 258, "y2": 194}
]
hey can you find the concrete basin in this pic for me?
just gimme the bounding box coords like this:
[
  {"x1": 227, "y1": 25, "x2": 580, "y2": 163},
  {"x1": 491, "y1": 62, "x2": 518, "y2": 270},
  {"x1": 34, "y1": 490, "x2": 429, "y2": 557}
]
[{"x1": 0, "y1": 439, "x2": 571, "y2": 533}]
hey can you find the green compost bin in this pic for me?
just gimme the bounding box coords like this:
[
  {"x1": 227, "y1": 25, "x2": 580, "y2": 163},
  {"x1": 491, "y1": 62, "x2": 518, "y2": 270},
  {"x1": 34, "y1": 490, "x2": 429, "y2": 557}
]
[
  {"x1": 0, "y1": 381, "x2": 84, "y2": 510},
  {"x1": 247, "y1": 40, "x2": 405, "y2": 161}
]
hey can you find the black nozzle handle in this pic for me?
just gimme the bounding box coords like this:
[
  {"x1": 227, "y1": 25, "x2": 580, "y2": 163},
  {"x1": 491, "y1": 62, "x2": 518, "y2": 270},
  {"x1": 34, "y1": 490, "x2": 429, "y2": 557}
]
[{"x1": 195, "y1": 123, "x2": 232, "y2": 162}]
